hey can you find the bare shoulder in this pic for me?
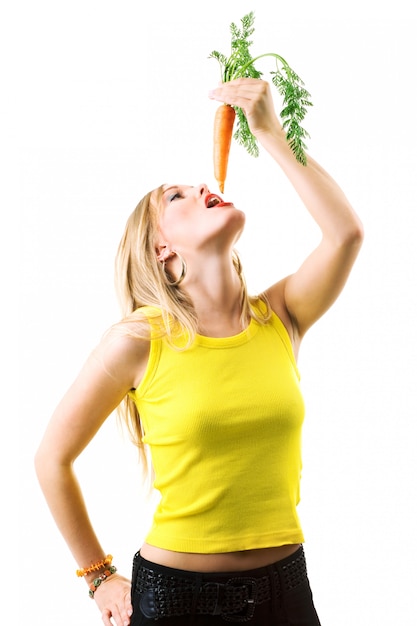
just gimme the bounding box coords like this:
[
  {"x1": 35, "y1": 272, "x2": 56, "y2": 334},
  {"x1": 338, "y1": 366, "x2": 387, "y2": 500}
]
[
  {"x1": 263, "y1": 277, "x2": 300, "y2": 349},
  {"x1": 95, "y1": 313, "x2": 151, "y2": 390}
]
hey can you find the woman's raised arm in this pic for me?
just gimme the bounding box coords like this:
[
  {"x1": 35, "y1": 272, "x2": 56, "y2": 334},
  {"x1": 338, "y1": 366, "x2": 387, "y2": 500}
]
[{"x1": 209, "y1": 78, "x2": 364, "y2": 340}]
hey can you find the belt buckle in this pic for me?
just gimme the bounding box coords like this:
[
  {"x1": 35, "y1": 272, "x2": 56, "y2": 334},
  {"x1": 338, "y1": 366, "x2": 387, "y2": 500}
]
[{"x1": 223, "y1": 577, "x2": 258, "y2": 622}]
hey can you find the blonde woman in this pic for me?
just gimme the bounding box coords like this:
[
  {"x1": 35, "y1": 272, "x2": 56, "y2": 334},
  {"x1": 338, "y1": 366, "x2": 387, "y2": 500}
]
[{"x1": 35, "y1": 78, "x2": 363, "y2": 626}]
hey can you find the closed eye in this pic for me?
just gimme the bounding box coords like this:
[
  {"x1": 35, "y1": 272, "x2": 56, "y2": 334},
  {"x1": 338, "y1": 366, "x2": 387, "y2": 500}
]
[{"x1": 168, "y1": 192, "x2": 183, "y2": 202}]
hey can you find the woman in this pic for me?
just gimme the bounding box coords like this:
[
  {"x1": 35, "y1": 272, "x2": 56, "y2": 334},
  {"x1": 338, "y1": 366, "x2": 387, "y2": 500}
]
[{"x1": 35, "y1": 78, "x2": 363, "y2": 625}]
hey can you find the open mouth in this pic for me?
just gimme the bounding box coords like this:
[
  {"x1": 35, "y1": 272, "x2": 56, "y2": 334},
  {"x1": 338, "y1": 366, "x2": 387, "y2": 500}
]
[{"x1": 205, "y1": 194, "x2": 231, "y2": 208}]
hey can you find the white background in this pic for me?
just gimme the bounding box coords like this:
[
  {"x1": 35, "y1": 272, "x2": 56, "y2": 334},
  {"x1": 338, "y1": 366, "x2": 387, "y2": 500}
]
[{"x1": 7, "y1": 0, "x2": 416, "y2": 624}]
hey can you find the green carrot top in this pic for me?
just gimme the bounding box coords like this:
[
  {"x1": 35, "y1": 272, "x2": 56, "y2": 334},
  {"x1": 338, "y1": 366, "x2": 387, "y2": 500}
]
[{"x1": 209, "y1": 11, "x2": 312, "y2": 165}]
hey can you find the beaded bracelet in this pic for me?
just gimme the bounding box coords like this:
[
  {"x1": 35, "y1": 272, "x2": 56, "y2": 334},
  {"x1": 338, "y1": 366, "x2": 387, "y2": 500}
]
[
  {"x1": 88, "y1": 566, "x2": 117, "y2": 598},
  {"x1": 76, "y1": 554, "x2": 113, "y2": 578}
]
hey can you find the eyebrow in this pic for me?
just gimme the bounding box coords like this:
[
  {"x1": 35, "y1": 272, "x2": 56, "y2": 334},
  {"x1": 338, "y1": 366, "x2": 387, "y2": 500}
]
[
  {"x1": 162, "y1": 184, "x2": 192, "y2": 200},
  {"x1": 162, "y1": 185, "x2": 178, "y2": 196}
]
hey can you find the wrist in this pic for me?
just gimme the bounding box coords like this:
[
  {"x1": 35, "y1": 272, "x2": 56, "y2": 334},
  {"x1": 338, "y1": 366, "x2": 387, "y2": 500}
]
[
  {"x1": 256, "y1": 123, "x2": 287, "y2": 147},
  {"x1": 86, "y1": 566, "x2": 118, "y2": 598},
  {"x1": 75, "y1": 553, "x2": 118, "y2": 598},
  {"x1": 76, "y1": 554, "x2": 113, "y2": 579}
]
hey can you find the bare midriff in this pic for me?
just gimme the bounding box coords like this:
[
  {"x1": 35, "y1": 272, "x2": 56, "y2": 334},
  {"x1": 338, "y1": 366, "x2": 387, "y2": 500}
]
[{"x1": 140, "y1": 543, "x2": 301, "y2": 572}]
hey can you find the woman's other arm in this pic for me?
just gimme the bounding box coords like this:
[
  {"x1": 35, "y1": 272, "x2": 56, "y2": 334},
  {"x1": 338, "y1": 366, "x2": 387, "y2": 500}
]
[{"x1": 34, "y1": 327, "x2": 149, "y2": 626}]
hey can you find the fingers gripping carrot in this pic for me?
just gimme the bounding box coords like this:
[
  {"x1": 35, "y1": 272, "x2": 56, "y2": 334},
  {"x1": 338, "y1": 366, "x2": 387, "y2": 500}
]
[{"x1": 213, "y1": 104, "x2": 235, "y2": 193}]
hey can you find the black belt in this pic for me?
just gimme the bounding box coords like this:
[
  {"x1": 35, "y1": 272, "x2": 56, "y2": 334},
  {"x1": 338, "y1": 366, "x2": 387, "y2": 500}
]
[{"x1": 134, "y1": 546, "x2": 308, "y2": 622}]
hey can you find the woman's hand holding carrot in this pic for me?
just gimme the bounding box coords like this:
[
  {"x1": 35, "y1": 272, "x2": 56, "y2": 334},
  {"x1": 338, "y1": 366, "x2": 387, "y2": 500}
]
[
  {"x1": 209, "y1": 78, "x2": 283, "y2": 143},
  {"x1": 209, "y1": 78, "x2": 289, "y2": 191}
]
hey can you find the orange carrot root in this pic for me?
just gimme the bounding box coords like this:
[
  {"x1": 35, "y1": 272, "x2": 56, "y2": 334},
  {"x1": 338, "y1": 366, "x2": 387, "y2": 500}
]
[{"x1": 213, "y1": 104, "x2": 236, "y2": 193}]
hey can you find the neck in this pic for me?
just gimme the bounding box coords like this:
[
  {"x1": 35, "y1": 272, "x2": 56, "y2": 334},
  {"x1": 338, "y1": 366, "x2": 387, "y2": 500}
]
[{"x1": 182, "y1": 255, "x2": 246, "y2": 337}]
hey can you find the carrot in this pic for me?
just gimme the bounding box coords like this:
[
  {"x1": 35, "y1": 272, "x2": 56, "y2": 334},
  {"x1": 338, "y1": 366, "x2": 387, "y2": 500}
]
[{"x1": 213, "y1": 104, "x2": 235, "y2": 193}]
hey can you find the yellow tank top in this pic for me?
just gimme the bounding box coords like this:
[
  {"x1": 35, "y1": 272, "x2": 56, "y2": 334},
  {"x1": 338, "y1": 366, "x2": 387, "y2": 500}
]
[{"x1": 130, "y1": 302, "x2": 305, "y2": 553}]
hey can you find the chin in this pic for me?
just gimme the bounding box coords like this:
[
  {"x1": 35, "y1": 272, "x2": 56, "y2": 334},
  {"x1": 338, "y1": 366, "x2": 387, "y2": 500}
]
[
  {"x1": 215, "y1": 207, "x2": 246, "y2": 243},
  {"x1": 234, "y1": 209, "x2": 246, "y2": 229}
]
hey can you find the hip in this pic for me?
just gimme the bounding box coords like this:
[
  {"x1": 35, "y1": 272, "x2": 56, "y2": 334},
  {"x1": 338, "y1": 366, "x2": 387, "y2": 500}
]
[
  {"x1": 139, "y1": 542, "x2": 301, "y2": 573},
  {"x1": 130, "y1": 545, "x2": 321, "y2": 625}
]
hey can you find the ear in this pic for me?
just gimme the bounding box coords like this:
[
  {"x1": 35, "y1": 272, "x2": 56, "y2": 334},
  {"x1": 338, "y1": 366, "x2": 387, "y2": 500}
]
[{"x1": 155, "y1": 244, "x2": 174, "y2": 263}]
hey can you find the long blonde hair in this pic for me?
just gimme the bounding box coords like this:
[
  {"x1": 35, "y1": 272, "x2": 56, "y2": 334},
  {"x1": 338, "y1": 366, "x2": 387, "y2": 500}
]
[{"x1": 114, "y1": 185, "x2": 271, "y2": 470}]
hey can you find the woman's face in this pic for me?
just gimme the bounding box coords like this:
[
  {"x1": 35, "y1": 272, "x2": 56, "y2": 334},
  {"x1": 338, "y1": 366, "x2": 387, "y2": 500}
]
[{"x1": 155, "y1": 183, "x2": 245, "y2": 258}]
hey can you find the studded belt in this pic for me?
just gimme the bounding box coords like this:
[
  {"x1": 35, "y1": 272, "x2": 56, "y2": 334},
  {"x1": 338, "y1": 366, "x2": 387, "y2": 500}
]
[{"x1": 133, "y1": 546, "x2": 308, "y2": 622}]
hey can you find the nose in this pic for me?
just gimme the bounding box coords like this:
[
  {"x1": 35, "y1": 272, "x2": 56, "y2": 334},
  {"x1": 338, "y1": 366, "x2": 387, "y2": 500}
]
[{"x1": 196, "y1": 183, "x2": 209, "y2": 197}]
